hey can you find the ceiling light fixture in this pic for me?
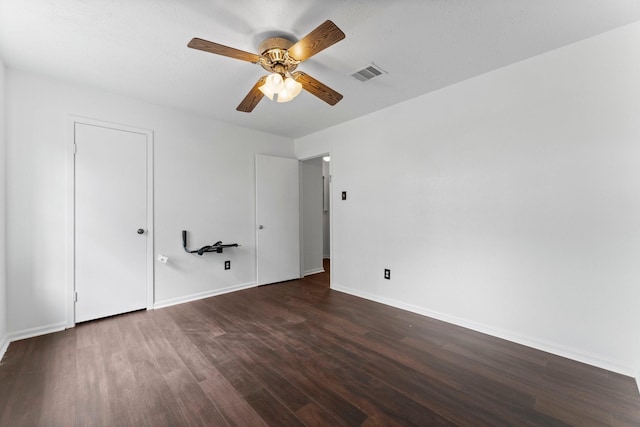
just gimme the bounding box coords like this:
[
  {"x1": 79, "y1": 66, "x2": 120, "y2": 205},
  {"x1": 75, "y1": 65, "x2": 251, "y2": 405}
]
[
  {"x1": 259, "y1": 72, "x2": 302, "y2": 103},
  {"x1": 188, "y1": 20, "x2": 345, "y2": 112}
]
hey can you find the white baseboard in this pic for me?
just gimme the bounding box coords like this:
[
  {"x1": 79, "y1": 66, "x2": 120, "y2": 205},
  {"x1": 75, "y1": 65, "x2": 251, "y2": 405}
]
[
  {"x1": 0, "y1": 332, "x2": 9, "y2": 362},
  {"x1": 331, "y1": 283, "x2": 636, "y2": 378},
  {"x1": 304, "y1": 268, "x2": 325, "y2": 277},
  {"x1": 154, "y1": 281, "x2": 257, "y2": 309},
  {"x1": 7, "y1": 321, "x2": 67, "y2": 344}
]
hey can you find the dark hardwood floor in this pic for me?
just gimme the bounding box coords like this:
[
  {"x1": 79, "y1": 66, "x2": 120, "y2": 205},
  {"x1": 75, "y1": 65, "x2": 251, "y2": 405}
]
[{"x1": 1, "y1": 260, "x2": 640, "y2": 426}]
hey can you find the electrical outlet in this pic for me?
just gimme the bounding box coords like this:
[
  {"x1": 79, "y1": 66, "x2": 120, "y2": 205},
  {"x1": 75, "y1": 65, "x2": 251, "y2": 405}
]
[
  {"x1": 157, "y1": 255, "x2": 168, "y2": 264},
  {"x1": 224, "y1": 260, "x2": 231, "y2": 270},
  {"x1": 384, "y1": 269, "x2": 391, "y2": 280},
  {"x1": 341, "y1": 191, "x2": 347, "y2": 200}
]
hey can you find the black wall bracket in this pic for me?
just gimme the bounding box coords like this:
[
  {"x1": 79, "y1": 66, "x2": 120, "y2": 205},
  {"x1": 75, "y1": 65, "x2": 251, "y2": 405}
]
[{"x1": 182, "y1": 230, "x2": 239, "y2": 255}]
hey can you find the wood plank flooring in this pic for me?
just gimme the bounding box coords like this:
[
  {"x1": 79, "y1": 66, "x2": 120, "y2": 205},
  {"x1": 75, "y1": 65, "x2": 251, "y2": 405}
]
[{"x1": 1, "y1": 260, "x2": 640, "y2": 426}]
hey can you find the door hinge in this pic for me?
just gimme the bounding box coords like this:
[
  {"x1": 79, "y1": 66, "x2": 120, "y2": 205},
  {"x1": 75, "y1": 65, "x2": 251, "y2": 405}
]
[
  {"x1": 74, "y1": 291, "x2": 78, "y2": 302},
  {"x1": 73, "y1": 143, "x2": 77, "y2": 154}
]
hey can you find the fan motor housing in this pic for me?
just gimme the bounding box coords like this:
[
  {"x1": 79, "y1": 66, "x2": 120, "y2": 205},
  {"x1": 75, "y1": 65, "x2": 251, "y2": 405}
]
[{"x1": 258, "y1": 37, "x2": 299, "y2": 73}]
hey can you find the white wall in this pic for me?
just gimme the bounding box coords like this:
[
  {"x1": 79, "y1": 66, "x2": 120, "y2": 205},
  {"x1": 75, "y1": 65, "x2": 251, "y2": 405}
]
[
  {"x1": 0, "y1": 56, "x2": 7, "y2": 358},
  {"x1": 5, "y1": 70, "x2": 294, "y2": 335},
  {"x1": 301, "y1": 157, "x2": 324, "y2": 275},
  {"x1": 296, "y1": 22, "x2": 640, "y2": 376}
]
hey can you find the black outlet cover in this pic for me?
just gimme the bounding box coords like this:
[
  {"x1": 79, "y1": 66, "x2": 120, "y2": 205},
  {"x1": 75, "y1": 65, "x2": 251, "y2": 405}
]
[
  {"x1": 225, "y1": 261, "x2": 231, "y2": 270},
  {"x1": 384, "y1": 269, "x2": 391, "y2": 280},
  {"x1": 342, "y1": 191, "x2": 347, "y2": 200}
]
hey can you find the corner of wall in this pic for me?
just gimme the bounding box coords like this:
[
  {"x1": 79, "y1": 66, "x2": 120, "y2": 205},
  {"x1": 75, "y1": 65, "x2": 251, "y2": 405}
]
[
  {"x1": 0, "y1": 334, "x2": 8, "y2": 363},
  {"x1": 0, "y1": 55, "x2": 8, "y2": 363}
]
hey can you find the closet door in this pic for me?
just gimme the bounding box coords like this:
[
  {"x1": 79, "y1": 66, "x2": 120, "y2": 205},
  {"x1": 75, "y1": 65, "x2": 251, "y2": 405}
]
[
  {"x1": 75, "y1": 122, "x2": 149, "y2": 322},
  {"x1": 255, "y1": 154, "x2": 300, "y2": 285}
]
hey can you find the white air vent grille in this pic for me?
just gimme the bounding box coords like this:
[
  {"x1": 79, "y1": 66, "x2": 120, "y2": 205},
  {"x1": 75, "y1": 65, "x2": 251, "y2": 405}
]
[{"x1": 351, "y1": 64, "x2": 386, "y2": 82}]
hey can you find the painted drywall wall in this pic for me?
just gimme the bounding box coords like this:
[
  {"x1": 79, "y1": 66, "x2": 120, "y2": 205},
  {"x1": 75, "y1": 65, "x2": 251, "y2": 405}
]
[
  {"x1": 5, "y1": 70, "x2": 294, "y2": 335},
  {"x1": 301, "y1": 157, "x2": 324, "y2": 275},
  {"x1": 296, "y1": 22, "x2": 640, "y2": 376},
  {"x1": 0, "y1": 56, "x2": 7, "y2": 357}
]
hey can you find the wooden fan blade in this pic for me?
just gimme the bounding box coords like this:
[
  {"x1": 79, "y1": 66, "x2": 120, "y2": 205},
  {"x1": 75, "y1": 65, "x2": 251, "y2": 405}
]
[
  {"x1": 188, "y1": 38, "x2": 262, "y2": 63},
  {"x1": 237, "y1": 76, "x2": 267, "y2": 112},
  {"x1": 294, "y1": 72, "x2": 343, "y2": 106},
  {"x1": 288, "y1": 20, "x2": 345, "y2": 62}
]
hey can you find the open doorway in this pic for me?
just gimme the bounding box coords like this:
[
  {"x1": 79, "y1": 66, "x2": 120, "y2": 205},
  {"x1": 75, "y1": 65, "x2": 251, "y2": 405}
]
[
  {"x1": 321, "y1": 156, "x2": 331, "y2": 262},
  {"x1": 301, "y1": 154, "x2": 331, "y2": 284}
]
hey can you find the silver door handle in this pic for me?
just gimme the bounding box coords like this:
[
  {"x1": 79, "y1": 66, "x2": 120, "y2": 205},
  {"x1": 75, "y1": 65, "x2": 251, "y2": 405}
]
[{"x1": 258, "y1": 225, "x2": 264, "y2": 230}]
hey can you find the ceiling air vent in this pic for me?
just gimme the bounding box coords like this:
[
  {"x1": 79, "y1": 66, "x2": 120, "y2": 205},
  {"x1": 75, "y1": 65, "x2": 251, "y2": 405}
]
[{"x1": 351, "y1": 63, "x2": 386, "y2": 82}]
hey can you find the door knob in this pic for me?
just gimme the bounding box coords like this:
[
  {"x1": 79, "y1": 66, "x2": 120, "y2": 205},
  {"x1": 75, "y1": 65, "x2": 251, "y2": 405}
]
[
  {"x1": 137, "y1": 228, "x2": 145, "y2": 234},
  {"x1": 258, "y1": 225, "x2": 264, "y2": 230}
]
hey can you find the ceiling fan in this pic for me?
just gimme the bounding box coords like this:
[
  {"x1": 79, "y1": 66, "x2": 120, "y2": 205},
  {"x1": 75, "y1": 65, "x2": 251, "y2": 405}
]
[{"x1": 188, "y1": 20, "x2": 345, "y2": 112}]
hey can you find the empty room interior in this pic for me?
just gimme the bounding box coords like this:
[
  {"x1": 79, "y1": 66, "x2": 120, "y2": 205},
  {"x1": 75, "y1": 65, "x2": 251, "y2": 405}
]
[{"x1": 1, "y1": 1, "x2": 640, "y2": 425}]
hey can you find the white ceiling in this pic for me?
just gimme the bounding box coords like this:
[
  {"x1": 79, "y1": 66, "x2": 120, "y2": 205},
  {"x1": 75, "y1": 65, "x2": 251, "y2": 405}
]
[{"x1": 1, "y1": 1, "x2": 640, "y2": 139}]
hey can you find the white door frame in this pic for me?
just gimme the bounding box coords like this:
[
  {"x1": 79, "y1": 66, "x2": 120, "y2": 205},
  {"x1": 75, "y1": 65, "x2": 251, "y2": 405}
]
[
  {"x1": 66, "y1": 116, "x2": 154, "y2": 328},
  {"x1": 298, "y1": 152, "x2": 333, "y2": 289}
]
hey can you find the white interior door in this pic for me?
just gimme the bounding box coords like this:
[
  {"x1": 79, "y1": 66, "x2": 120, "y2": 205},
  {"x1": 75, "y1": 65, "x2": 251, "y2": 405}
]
[
  {"x1": 75, "y1": 123, "x2": 149, "y2": 322},
  {"x1": 256, "y1": 154, "x2": 300, "y2": 285}
]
